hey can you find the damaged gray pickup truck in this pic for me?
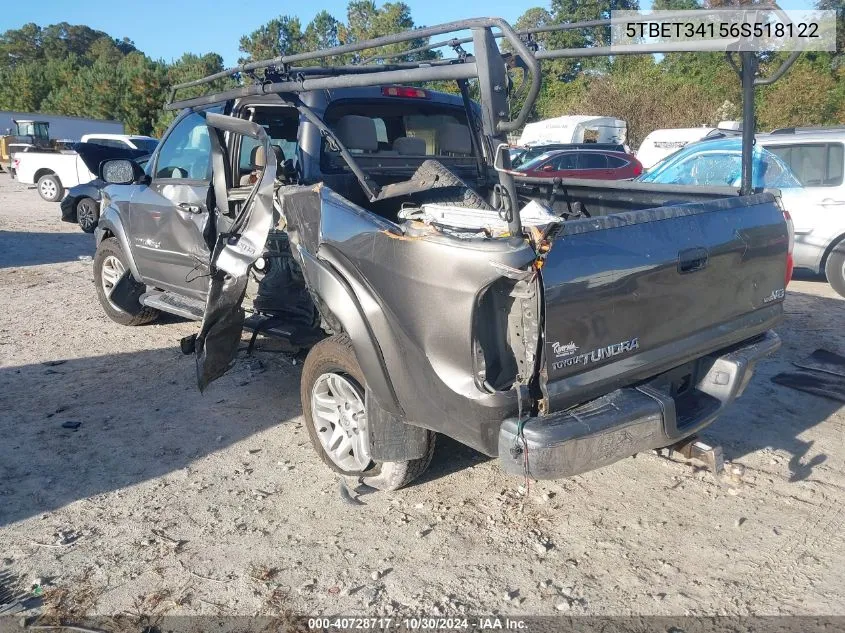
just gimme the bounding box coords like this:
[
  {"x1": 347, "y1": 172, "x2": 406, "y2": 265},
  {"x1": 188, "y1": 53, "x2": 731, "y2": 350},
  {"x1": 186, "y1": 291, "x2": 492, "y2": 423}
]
[{"x1": 93, "y1": 16, "x2": 796, "y2": 490}]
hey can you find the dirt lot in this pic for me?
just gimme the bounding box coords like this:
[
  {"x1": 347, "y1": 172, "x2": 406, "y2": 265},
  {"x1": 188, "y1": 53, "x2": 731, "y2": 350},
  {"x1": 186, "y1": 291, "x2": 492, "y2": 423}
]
[{"x1": 1, "y1": 174, "x2": 844, "y2": 620}]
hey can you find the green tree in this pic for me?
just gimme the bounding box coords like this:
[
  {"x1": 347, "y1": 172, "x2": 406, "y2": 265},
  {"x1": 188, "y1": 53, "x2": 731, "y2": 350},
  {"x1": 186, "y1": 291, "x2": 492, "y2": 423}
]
[
  {"x1": 238, "y1": 16, "x2": 304, "y2": 63},
  {"x1": 547, "y1": 0, "x2": 640, "y2": 80},
  {"x1": 341, "y1": 1, "x2": 435, "y2": 62},
  {"x1": 304, "y1": 11, "x2": 342, "y2": 51}
]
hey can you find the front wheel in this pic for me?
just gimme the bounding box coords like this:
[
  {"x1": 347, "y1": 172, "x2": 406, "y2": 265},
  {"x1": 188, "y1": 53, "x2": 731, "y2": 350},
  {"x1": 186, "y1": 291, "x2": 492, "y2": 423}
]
[
  {"x1": 93, "y1": 237, "x2": 159, "y2": 326},
  {"x1": 825, "y1": 245, "x2": 845, "y2": 299},
  {"x1": 76, "y1": 197, "x2": 99, "y2": 233},
  {"x1": 300, "y1": 334, "x2": 435, "y2": 491},
  {"x1": 37, "y1": 174, "x2": 63, "y2": 202}
]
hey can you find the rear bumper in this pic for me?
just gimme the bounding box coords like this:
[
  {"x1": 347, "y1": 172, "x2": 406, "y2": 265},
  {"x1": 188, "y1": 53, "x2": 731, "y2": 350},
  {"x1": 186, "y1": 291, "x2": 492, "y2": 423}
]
[{"x1": 498, "y1": 330, "x2": 780, "y2": 479}]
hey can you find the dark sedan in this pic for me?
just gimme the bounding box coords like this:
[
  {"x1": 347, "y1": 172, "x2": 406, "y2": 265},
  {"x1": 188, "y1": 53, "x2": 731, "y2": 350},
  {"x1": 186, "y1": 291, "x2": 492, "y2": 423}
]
[{"x1": 60, "y1": 153, "x2": 150, "y2": 233}]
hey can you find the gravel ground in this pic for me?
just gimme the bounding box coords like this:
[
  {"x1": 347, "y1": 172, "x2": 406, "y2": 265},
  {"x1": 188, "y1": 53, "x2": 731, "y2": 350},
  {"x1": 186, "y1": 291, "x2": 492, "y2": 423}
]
[{"x1": 1, "y1": 175, "x2": 844, "y2": 621}]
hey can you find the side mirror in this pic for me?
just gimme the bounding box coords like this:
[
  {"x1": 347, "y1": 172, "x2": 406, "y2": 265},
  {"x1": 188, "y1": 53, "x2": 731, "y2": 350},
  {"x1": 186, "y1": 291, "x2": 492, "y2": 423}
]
[
  {"x1": 541, "y1": 164, "x2": 555, "y2": 171},
  {"x1": 100, "y1": 159, "x2": 145, "y2": 185}
]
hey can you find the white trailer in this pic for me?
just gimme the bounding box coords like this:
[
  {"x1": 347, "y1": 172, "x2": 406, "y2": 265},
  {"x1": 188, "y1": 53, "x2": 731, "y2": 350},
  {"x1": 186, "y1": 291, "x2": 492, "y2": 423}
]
[
  {"x1": 518, "y1": 115, "x2": 627, "y2": 147},
  {"x1": 636, "y1": 122, "x2": 742, "y2": 170},
  {"x1": 0, "y1": 111, "x2": 124, "y2": 141}
]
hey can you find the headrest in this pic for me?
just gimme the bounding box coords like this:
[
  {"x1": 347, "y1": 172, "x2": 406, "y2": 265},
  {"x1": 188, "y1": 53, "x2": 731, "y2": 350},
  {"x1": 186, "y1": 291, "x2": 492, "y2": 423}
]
[
  {"x1": 437, "y1": 123, "x2": 472, "y2": 155},
  {"x1": 335, "y1": 115, "x2": 378, "y2": 152},
  {"x1": 270, "y1": 144, "x2": 285, "y2": 164},
  {"x1": 393, "y1": 136, "x2": 426, "y2": 155},
  {"x1": 250, "y1": 145, "x2": 266, "y2": 168}
]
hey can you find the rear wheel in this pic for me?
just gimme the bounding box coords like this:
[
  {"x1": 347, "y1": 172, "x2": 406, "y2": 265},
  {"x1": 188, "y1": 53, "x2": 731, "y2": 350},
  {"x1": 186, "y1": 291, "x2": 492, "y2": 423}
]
[
  {"x1": 76, "y1": 197, "x2": 99, "y2": 233},
  {"x1": 37, "y1": 174, "x2": 63, "y2": 202},
  {"x1": 93, "y1": 237, "x2": 159, "y2": 326},
  {"x1": 301, "y1": 334, "x2": 435, "y2": 491},
  {"x1": 824, "y1": 245, "x2": 845, "y2": 299}
]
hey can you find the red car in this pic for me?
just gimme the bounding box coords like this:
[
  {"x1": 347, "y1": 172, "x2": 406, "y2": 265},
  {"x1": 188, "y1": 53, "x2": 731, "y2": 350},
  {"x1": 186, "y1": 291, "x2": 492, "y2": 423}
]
[{"x1": 517, "y1": 149, "x2": 643, "y2": 180}]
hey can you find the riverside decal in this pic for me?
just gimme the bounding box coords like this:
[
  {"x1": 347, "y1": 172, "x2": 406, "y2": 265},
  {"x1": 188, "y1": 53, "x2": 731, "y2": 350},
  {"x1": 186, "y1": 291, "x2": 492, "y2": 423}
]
[{"x1": 551, "y1": 337, "x2": 640, "y2": 370}]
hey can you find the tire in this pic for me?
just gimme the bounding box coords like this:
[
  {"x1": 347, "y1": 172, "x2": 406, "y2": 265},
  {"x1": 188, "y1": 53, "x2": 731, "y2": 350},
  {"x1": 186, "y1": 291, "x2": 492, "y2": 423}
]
[
  {"x1": 824, "y1": 244, "x2": 845, "y2": 299},
  {"x1": 93, "y1": 237, "x2": 159, "y2": 326},
  {"x1": 409, "y1": 159, "x2": 493, "y2": 210},
  {"x1": 37, "y1": 173, "x2": 64, "y2": 202},
  {"x1": 76, "y1": 197, "x2": 99, "y2": 233},
  {"x1": 301, "y1": 334, "x2": 436, "y2": 491}
]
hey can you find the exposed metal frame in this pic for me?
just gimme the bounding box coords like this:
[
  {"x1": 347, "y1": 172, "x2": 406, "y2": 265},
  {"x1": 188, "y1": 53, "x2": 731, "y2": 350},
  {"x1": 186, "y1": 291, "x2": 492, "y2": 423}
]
[{"x1": 167, "y1": 10, "x2": 801, "y2": 232}]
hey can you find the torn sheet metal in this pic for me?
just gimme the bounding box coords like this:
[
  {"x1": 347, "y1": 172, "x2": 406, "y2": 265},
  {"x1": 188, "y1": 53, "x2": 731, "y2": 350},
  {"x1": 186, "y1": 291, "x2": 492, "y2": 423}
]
[
  {"x1": 206, "y1": 112, "x2": 276, "y2": 277},
  {"x1": 195, "y1": 271, "x2": 249, "y2": 391},
  {"x1": 281, "y1": 183, "x2": 538, "y2": 454},
  {"x1": 194, "y1": 113, "x2": 276, "y2": 390}
]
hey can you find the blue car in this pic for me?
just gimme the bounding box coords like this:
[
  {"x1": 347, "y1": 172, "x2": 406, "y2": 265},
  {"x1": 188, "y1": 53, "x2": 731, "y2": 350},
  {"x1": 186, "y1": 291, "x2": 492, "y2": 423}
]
[{"x1": 638, "y1": 137, "x2": 801, "y2": 189}]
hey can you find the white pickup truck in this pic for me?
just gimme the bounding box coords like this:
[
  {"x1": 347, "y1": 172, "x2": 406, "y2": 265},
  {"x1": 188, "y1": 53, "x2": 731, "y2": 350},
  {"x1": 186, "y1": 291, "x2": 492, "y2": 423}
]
[{"x1": 12, "y1": 137, "x2": 154, "y2": 201}]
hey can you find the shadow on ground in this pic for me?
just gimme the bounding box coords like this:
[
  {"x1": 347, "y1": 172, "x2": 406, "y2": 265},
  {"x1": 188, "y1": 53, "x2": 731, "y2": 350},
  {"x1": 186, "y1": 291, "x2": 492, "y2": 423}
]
[
  {"x1": 1, "y1": 289, "x2": 841, "y2": 524},
  {"x1": 0, "y1": 230, "x2": 94, "y2": 268},
  {"x1": 0, "y1": 345, "x2": 303, "y2": 526},
  {"x1": 704, "y1": 289, "x2": 844, "y2": 482}
]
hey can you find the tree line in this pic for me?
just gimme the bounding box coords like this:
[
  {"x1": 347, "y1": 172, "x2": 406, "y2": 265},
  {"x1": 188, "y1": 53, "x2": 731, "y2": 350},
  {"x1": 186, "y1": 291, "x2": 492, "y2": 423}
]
[{"x1": 0, "y1": 0, "x2": 842, "y2": 145}]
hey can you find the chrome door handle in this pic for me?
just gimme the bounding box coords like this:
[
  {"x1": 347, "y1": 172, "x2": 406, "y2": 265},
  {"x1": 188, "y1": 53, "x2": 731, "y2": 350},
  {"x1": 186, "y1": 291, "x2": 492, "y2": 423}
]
[
  {"x1": 178, "y1": 202, "x2": 203, "y2": 213},
  {"x1": 821, "y1": 199, "x2": 845, "y2": 207}
]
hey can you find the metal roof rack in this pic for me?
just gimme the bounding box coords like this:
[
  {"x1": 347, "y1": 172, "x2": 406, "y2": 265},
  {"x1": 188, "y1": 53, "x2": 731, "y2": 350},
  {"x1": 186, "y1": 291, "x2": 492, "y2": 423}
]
[{"x1": 166, "y1": 10, "x2": 799, "y2": 233}]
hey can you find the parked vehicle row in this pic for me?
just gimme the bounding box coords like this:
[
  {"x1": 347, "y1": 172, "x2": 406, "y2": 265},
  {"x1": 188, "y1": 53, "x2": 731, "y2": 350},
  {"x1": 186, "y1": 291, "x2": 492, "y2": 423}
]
[
  {"x1": 639, "y1": 133, "x2": 845, "y2": 298},
  {"x1": 60, "y1": 154, "x2": 152, "y2": 233},
  {"x1": 510, "y1": 128, "x2": 845, "y2": 298},
  {"x1": 9, "y1": 134, "x2": 156, "y2": 201}
]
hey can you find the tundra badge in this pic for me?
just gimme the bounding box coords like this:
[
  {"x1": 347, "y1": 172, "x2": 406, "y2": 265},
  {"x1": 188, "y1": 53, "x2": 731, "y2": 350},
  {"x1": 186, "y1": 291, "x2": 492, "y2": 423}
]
[{"x1": 551, "y1": 337, "x2": 640, "y2": 371}]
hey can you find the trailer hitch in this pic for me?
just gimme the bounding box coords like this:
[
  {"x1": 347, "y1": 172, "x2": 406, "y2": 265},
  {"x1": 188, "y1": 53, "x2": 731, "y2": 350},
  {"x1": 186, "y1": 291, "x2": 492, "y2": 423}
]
[{"x1": 664, "y1": 436, "x2": 725, "y2": 475}]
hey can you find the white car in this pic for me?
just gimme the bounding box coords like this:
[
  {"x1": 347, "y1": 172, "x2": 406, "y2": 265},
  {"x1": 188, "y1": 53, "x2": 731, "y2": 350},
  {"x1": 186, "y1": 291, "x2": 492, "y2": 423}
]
[
  {"x1": 12, "y1": 150, "x2": 96, "y2": 202},
  {"x1": 758, "y1": 129, "x2": 845, "y2": 295},
  {"x1": 80, "y1": 134, "x2": 158, "y2": 152},
  {"x1": 13, "y1": 141, "x2": 150, "y2": 202}
]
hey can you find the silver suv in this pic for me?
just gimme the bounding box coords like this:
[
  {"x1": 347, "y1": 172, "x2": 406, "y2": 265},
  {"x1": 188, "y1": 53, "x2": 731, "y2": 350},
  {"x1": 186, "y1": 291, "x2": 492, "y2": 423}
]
[{"x1": 758, "y1": 128, "x2": 845, "y2": 297}]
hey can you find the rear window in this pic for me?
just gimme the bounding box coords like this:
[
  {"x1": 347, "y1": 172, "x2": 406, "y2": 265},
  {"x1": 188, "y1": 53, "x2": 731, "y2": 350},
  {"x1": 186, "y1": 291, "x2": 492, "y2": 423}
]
[
  {"x1": 766, "y1": 143, "x2": 844, "y2": 187},
  {"x1": 578, "y1": 153, "x2": 608, "y2": 169},
  {"x1": 321, "y1": 99, "x2": 474, "y2": 171}
]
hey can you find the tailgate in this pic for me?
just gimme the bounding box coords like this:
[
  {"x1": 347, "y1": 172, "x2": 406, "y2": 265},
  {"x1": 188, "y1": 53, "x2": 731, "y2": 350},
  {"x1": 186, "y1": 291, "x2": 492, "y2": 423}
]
[{"x1": 540, "y1": 193, "x2": 788, "y2": 411}]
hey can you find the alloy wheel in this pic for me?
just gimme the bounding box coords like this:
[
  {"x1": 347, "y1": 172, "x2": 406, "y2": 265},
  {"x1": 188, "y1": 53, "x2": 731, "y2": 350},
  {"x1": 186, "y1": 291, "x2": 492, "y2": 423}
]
[{"x1": 310, "y1": 372, "x2": 371, "y2": 472}]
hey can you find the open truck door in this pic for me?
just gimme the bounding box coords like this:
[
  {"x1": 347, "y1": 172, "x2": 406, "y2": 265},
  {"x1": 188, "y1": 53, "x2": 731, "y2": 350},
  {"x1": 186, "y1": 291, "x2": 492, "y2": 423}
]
[{"x1": 189, "y1": 113, "x2": 276, "y2": 390}]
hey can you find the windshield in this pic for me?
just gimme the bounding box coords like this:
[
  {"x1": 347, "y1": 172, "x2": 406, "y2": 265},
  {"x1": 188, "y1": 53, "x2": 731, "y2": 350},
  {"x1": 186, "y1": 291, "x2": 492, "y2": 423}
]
[
  {"x1": 512, "y1": 146, "x2": 549, "y2": 168},
  {"x1": 516, "y1": 151, "x2": 557, "y2": 171},
  {"x1": 133, "y1": 138, "x2": 159, "y2": 153},
  {"x1": 639, "y1": 138, "x2": 802, "y2": 189}
]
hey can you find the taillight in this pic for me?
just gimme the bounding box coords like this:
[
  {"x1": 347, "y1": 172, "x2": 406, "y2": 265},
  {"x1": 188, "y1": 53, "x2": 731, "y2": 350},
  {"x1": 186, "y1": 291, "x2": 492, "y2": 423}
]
[
  {"x1": 381, "y1": 86, "x2": 429, "y2": 99},
  {"x1": 783, "y1": 208, "x2": 794, "y2": 287},
  {"x1": 632, "y1": 162, "x2": 643, "y2": 177}
]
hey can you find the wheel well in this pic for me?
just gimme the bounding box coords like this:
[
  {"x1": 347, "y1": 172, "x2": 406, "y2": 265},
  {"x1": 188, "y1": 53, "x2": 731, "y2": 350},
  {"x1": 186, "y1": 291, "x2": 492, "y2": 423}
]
[
  {"x1": 821, "y1": 232, "x2": 845, "y2": 270},
  {"x1": 34, "y1": 168, "x2": 57, "y2": 182}
]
